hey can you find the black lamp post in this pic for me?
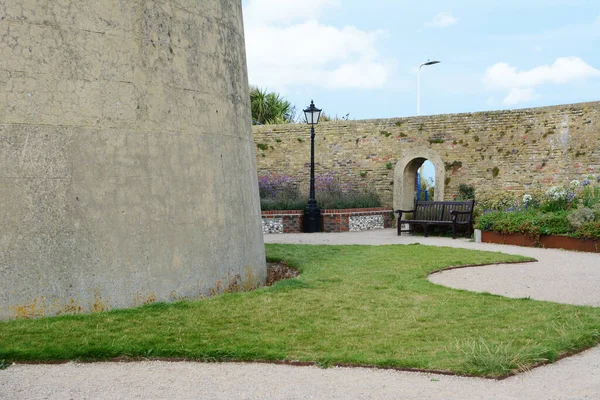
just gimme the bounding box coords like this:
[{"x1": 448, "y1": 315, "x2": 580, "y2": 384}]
[{"x1": 303, "y1": 100, "x2": 322, "y2": 233}]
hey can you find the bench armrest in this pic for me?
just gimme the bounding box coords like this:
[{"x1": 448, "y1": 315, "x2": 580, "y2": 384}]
[
  {"x1": 395, "y1": 209, "x2": 415, "y2": 220},
  {"x1": 449, "y1": 210, "x2": 472, "y2": 215},
  {"x1": 450, "y1": 210, "x2": 473, "y2": 223},
  {"x1": 395, "y1": 209, "x2": 415, "y2": 215}
]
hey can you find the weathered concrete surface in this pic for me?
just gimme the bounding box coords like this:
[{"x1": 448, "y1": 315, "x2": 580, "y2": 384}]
[
  {"x1": 254, "y1": 101, "x2": 600, "y2": 206},
  {"x1": 0, "y1": 0, "x2": 266, "y2": 319}
]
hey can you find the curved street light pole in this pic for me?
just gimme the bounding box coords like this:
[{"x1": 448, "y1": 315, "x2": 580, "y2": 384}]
[{"x1": 417, "y1": 60, "x2": 440, "y2": 116}]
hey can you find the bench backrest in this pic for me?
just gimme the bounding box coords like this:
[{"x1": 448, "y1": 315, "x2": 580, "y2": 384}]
[{"x1": 414, "y1": 200, "x2": 474, "y2": 222}]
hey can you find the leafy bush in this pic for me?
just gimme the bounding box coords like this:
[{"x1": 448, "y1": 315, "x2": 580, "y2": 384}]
[
  {"x1": 574, "y1": 221, "x2": 600, "y2": 239},
  {"x1": 476, "y1": 210, "x2": 571, "y2": 241},
  {"x1": 318, "y1": 189, "x2": 381, "y2": 209},
  {"x1": 260, "y1": 197, "x2": 307, "y2": 211},
  {"x1": 457, "y1": 184, "x2": 475, "y2": 201},
  {"x1": 258, "y1": 172, "x2": 381, "y2": 210},
  {"x1": 541, "y1": 186, "x2": 576, "y2": 212},
  {"x1": 472, "y1": 188, "x2": 520, "y2": 219},
  {"x1": 581, "y1": 180, "x2": 600, "y2": 208},
  {"x1": 476, "y1": 178, "x2": 600, "y2": 240},
  {"x1": 258, "y1": 173, "x2": 304, "y2": 211},
  {"x1": 314, "y1": 172, "x2": 381, "y2": 209},
  {"x1": 567, "y1": 207, "x2": 594, "y2": 229},
  {"x1": 258, "y1": 174, "x2": 299, "y2": 199}
]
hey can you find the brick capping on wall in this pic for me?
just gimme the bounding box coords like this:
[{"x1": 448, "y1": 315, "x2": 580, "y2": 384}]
[
  {"x1": 321, "y1": 207, "x2": 392, "y2": 214},
  {"x1": 262, "y1": 210, "x2": 303, "y2": 215}
]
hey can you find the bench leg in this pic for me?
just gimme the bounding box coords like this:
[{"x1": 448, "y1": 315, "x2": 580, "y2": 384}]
[
  {"x1": 452, "y1": 223, "x2": 457, "y2": 239},
  {"x1": 423, "y1": 224, "x2": 429, "y2": 237},
  {"x1": 397, "y1": 223, "x2": 401, "y2": 236}
]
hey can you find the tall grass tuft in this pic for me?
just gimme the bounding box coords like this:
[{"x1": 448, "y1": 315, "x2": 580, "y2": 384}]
[{"x1": 458, "y1": 338, "x2": 549, "y2": 376}]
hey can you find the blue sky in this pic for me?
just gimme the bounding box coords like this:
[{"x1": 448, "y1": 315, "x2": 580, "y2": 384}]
[{"x1": 242, "y1": 0, "x2": 600, "y2": 120}]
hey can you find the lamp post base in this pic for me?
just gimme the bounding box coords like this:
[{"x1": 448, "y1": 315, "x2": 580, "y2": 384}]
[{"x1": 304, "y1": 206, "x2": 321, "y2": 233}]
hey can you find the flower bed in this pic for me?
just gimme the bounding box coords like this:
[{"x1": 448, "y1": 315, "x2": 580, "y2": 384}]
[
  {"x1": 481, "y1": 231, "x2": 600, "y2": 253},
  {"x1": 259, "y1": 172, "x2": 382, "y2": 211},
  {"x1": 259, "y1": 172, "x2": 391, "y2": 233},
  {"x1": 262, "y1": 208, "x2": 394, "y2": 234},
  {"x1": 476, "y1": 179, "x2": 600, "y2": 244}
]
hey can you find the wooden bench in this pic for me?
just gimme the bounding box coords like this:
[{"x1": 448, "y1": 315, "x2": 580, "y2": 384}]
[{"x1": 395, "y1": 200, "x2": 475, "y2": 239}]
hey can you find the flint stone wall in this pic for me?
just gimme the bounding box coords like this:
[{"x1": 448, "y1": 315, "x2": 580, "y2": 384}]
[
  {"x1": 254, "y1": 101, "x2": 600, "y2": 207},
  {"x1": 0, "y1": 0, "x2": 265, "y2": 319}
]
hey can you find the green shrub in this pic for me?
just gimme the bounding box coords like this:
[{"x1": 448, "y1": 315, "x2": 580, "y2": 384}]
[
  {"x1": 317, "y1": 190, "x2": 381, "y2": 209},
  {"x1": 593, "y1": 204, "x2": 600, "y2": 220},
  {"x1": 581, "y1": 184, "x2": 600, "y2": 208},
  {"x1": 475, "y1": 180, "x2": 600, "y2": 240},
  {"x1": 476, "y1": 210, "x2": 571, "y2": 240},
  {"x1": 258, "y1": 172, "x2": 381, "y2": 210},
  {"x1": 574, "y1": 221, "x2": 600, "y2": 239},
  {"x1": 540, "y1": 186, "x2": 575, "y2": 212},
  {"x1": 457, "y1": 184, "x2": 475, "y2": 201},
  {"x1": 567, "y1": 207, "x2": 595, "y2": 229},
  {"x1": 260, "y1": 196, "x2": 307, "y2": 211},
  {"x1": 473, "y1": 189, "x2": 519, "y2": 218}
]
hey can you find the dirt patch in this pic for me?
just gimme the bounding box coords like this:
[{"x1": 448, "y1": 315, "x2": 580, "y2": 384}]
[{"x1": 266, "y1": 262, "x2": 299, "y2": 286}]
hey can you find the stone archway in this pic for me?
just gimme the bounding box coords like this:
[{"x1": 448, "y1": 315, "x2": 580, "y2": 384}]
[{"x1": 393, "y1": 147, "x2": 445, "y2": 211}]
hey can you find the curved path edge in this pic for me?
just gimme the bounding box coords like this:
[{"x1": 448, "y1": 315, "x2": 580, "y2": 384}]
[{"x1": 1, "y1": 229, "x2": 599, "y2": 400}]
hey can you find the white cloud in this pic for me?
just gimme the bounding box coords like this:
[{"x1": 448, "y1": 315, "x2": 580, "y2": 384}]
[
  {"x1": 243, "y1": 0, "x2": 393, "y2": 90},
  {"x1": 426, "y1": 12, "x2": 458, "y2": 28},
  {"x1": 483, "y1": 57, "x2": 600, "y2": 89},
  {"x1": 483, "y1": 57, "x2": 600, "y2": 105},
  {"x1": 329, "y1": 62, "x2": 390, "y2": 89},
  {"x1": 503, "y1": 88, "x2": 539, "y2": 106}
]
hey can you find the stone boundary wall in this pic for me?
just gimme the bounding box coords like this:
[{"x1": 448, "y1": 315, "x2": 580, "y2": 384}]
[{"x1": 254, "y1": 101, "x2": 600, "y2": 207}]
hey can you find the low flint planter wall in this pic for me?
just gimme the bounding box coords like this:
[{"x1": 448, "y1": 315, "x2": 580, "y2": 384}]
[
  {"x1": 322, "y1": 208, "x2": 395, "y2": 233},
  {"x1": 262, "y1": 208, "x2": 394, "y2": 234},
  {"x1": 481, "y1": 231, "x2": 600, "y2": 253},
  {"x1": 262, "y1": 210, "x2": 303, "y2": 234}
]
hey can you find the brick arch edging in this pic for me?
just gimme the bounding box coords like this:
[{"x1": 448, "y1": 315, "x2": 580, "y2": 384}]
[{"x1": 393, "y1": 147, "x2": 445, "y2": 211}]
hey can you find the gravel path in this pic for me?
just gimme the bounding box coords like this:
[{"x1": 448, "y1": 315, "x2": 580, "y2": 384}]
[
  {"x1": 2, "y1": 229, "x2": 599, "y2": 399},
  {"x1": 265, "y1": 229, "x2": 600, "y2": 306}
]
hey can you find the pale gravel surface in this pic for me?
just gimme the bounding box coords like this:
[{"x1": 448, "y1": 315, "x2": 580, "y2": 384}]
[{"x1": 1, "y1": 229, "x2": 599, "y2": 399}]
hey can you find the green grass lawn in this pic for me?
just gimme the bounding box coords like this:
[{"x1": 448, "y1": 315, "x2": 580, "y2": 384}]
[{"x1": 1, "y1": 244, "x2": 599, "y2": 377}]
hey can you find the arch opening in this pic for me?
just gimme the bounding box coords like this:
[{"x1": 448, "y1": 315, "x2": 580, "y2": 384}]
[
  {"x1": 393, "y1": 148, "x2": 445, "y2": 211},
  {"x1": 416, "y1": 160, "x2": 436, "y2": 201}
]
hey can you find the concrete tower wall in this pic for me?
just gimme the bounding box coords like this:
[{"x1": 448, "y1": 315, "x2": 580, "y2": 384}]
[{"x1": 0, "y1": 0, "x2": 265, "y2": 319}]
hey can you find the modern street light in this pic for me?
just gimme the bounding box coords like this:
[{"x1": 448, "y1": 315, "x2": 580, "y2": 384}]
[
  {"x1": 303, "y1": 100, "x2": 322, "y2": 233},
  {"x1": 417, "y1": 60, "x2": 440, "y2": 116}
]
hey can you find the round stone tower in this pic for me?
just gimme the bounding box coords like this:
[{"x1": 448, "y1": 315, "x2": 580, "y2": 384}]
[{"x1": 0, "y1": 1, "x2": 265, "y2": 319}]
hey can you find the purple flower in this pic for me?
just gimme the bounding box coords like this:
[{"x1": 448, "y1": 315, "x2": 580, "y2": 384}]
[{"x1": 258, "y1": 173, "x2": 299, "y2": 199}]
